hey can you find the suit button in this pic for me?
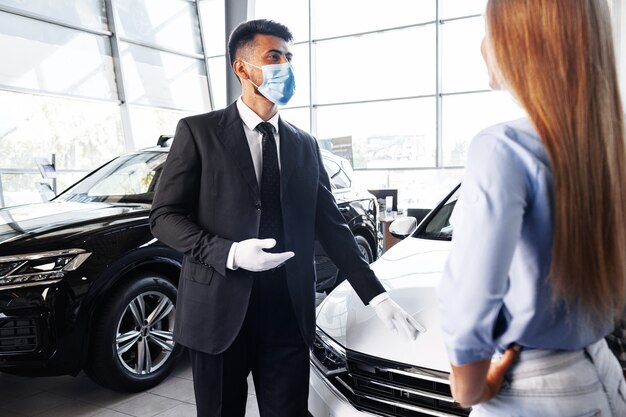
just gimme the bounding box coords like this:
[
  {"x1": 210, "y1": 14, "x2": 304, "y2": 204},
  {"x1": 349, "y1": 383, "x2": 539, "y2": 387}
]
[{"x1": 255, "y1": 202, "x2": 261, "y2": 210}]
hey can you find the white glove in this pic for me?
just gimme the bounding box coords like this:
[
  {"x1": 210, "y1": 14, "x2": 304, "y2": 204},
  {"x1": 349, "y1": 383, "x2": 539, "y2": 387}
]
[
  {"x1": 233, "y1": 238, "x2": 295, "y2": 272},
  {"x1": 372, "y1": 298, "x2": 425, "y2": 341}
]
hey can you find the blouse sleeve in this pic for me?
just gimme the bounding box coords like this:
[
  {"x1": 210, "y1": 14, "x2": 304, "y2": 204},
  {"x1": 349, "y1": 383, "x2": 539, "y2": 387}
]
[{"x1": 437, "y1": 132, "x2": 529, "y2": 366}]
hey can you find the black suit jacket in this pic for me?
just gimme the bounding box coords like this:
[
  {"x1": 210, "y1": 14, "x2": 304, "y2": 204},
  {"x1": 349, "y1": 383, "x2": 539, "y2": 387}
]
[{"x1": 150, "y1": 102, "x2": 385, "y2": 354}]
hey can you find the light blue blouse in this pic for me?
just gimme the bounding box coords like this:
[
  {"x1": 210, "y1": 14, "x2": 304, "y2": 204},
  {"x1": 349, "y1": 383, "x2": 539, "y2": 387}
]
[{"x1": 438, "y1": 118, "x2": 613, "y2": 366}]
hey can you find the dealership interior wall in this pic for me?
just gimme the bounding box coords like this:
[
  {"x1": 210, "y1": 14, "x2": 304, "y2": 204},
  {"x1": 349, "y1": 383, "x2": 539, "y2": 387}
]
[{"x1": 0, "y1": 0, "x2": 625, "y2": 210}]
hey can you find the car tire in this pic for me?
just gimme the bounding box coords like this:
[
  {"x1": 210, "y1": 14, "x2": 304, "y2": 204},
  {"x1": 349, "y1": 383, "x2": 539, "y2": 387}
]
[
  {"x1": 355, "y1": 234, "x2": 374, "y2": 264},
  {"x1": 326, "y1": 235, "x2": 374, "y2": 295},
  {"x1": 85, "y1": 273, "x2": 182, "y2": 392}
]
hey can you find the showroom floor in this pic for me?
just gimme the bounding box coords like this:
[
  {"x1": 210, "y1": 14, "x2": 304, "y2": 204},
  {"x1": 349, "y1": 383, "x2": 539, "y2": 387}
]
[
  {"x1": 0, "y1": 294, "x2": 326, "y2": 416},
  {"x1": 0, "y1": 355, "x2": 261, "y2": 417}
]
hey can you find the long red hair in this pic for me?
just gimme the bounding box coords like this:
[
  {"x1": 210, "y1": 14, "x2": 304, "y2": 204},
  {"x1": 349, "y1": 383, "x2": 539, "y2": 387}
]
[{"x1": 485, "y1": 0, "x2": 626, "y2": 318}]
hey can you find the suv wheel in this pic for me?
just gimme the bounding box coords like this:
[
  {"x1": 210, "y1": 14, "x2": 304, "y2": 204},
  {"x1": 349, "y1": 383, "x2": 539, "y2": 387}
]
[{"x1": 86, "y1": 273, "x2": 181, "y2": 392}]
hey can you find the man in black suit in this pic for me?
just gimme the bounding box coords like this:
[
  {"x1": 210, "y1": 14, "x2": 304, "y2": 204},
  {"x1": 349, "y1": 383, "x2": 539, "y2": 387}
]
[{"x1": 150, "y1": 19, "x2": 421, "y2": 417}]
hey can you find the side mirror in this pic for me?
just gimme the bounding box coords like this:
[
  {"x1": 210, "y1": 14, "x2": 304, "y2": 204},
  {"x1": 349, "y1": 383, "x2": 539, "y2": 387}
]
[
  {"x1": 389, "y1": 216, "x2": 418, "y2": 240},
  {"x1": 406, "y1": 208, "x2": 430, "y2": 225}
]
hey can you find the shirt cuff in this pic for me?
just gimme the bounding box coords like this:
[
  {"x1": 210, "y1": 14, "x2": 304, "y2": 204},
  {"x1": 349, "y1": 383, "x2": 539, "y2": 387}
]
[
  {"x1": 368, "y1": 292, "x2": 389, "y2": 307},
  {"x1": 226, "y1": 242, "x2": 238, "y2": 270},
  {"x1": 446, "y1": 345, "x2": 496, "y2": 366}
]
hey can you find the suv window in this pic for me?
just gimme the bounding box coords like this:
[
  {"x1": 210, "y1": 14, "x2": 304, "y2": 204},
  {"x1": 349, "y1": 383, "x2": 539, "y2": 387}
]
[
  {"x1": 416, "y1": 186, "x2": 461, "y2": 241},
  {"x1": 58, "y1": 152, "x2": 167, "y2": 204},
  {"x1": 323, "y1": 158, "x2": 351, "y2": 190}
]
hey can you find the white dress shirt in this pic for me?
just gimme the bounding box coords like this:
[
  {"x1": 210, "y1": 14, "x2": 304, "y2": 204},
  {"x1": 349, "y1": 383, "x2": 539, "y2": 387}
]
[
  {"x1": 226, "y1": 98, "x2": 281, "y2": 270},
  {"x1": 236, "y1": 97, "x2": 281, "y2": 182}
]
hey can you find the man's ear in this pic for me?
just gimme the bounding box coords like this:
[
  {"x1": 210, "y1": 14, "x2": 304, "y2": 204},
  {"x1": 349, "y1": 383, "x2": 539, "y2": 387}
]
[
  {"x1": 232, "y1": 59, "x2": 246, "y2": 81},
  {"x1": 236, "y1": 59, "x2": 256, "y2": 85}
]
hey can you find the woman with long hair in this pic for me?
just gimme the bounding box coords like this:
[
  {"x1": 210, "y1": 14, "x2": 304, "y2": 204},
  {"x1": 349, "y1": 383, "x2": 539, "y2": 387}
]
[{"x1": 438, "y1": 0, "x2": 626, "y2": 415}]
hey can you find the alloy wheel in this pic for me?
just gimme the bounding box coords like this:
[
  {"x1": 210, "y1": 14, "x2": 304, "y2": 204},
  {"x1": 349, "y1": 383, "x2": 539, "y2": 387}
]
[{"x1": 115, "y1": 290, "x2": 176, "y2": 375}]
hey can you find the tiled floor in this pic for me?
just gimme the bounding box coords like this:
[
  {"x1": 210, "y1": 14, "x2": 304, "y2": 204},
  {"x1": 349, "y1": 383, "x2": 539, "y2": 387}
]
[{"x1": 0, "y1": 355, "x2": 260, "y2": 417}]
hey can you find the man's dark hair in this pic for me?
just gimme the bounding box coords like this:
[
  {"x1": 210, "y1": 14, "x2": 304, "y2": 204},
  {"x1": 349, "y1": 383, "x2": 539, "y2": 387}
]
[{"x1": 227, "y1": 19, "x2": 293, "y2": 67}]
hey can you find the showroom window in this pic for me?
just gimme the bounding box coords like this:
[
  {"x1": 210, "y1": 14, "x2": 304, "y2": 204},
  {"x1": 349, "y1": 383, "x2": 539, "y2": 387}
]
[
  {"x1": 199, "y1": 0, "x2": 227, "y2": 109},
  {"x1": 114, "y1": 0, "x2": 211, "y2": 112},
  {"x1": 0, "y1": 90, "x2": 124, "y2": 207},
  {"x1": 118, "y1": 42, "x2": 209, "y2": 111},
  {"x1": 0, "y1": 0, "x2": 217, "y2": 207},
  {"x1": 0, "y1": 0, "x2": 108, "y2": 31},
  {"x1": 316, "y1": 98, "x2": 437, "y2": 169},
  {"x1": 0, "y1": 0, "x2": 621, "y2": 208},
  {"x1": 252, "y1": 0, "x2": 527, "y2": 208},
  {"x1": 114, "y1": 0, "x2": 203, "y2": 56},
  {"x1": 314, "y1": 25, "x2": 436, "y2": 104},
  {"x1": 0, "y1": 11, "x2": 116, "y2": 100},
  {"x1": 126, "y1": 105, "x2": 191, "y2": 150}
]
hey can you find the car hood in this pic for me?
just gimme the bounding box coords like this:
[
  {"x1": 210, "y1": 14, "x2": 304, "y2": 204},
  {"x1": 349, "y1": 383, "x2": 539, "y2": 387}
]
[
  {"x1": 316, "y1": 236, "x2": 452, "y2": 372},
  {"x1": 0, "y1": 201, "x2": 150, "y2": 247}
]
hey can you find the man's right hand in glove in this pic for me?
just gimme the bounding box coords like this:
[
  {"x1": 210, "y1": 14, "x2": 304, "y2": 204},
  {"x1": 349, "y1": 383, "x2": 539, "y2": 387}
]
[{"x1": 231, "y1": 238, "x2": 295, "y2": 272}]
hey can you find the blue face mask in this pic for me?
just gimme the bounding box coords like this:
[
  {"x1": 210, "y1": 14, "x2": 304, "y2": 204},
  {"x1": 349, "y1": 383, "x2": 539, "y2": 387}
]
[{"x1": 244, "y1": 61, "x2": 296, "y2": 106}]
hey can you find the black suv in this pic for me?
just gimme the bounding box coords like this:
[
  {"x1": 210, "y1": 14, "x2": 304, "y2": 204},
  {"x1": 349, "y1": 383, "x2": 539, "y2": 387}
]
[{"x1": 0, "y1": 138, "x2": 380, "y2": 391}]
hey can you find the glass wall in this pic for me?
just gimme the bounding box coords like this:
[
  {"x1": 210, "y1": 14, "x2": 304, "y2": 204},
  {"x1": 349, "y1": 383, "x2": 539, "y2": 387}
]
[
  {"x1": 0, "y1": 12, "x2": 116, "y2": 100},
  {"x1": 1, "y1": 0, "x2": 622, "y2": 208},
  {"x1": 199, "y1": 0, "x2": 227, "y2": 108},
  {"x1": 119, "y1": 42, "x2": 209, "y2": 110},
  {"x1": 254, "y1": 0, "x2": 525, "y2": 209},
  {"x1": 0, "y1": 90, "x2": 123, "y2": 207},
  {"x1": 127, "y1": 105, "x2": 190, "y2": 150},
  {"x1": 0, "y1": 0, "x2": 108, "y2": 31},
  {"x1": 0, "y1": 0, "x2": 220, "y2": 207},
  {"x1": 114, "y1": 0, "x2": 203, "y2": 56}
]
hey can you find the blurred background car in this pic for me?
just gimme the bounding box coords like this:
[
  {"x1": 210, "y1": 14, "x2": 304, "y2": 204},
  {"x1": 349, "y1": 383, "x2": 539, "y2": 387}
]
[
  {"x1": 0, "y1": 137, "x2": 380, "y2": 392},
  {"x1": 315, "y1": 149, "x2": 382, "y2": 292}
]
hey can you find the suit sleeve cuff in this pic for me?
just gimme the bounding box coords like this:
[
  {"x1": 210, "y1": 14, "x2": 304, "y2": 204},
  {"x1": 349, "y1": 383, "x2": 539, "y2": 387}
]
[
  {"x1": 368, "y1": 292, "x2": 389, "y2": 307},
  {"x1": 226, "y1": 242, "x2": 238, "y2": 270}
]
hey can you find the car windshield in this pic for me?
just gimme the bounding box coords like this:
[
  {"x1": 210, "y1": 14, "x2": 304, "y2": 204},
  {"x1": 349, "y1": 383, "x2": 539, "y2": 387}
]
[
  {"x1": 323, "y1": 157, "x2": 351, "y2": 190},
  {"x1": 415, "y1": 185, "x2": 461, "y2": 241},
  {"x1": 56, "y1": 151, "x2": 167, "y2": 204}
]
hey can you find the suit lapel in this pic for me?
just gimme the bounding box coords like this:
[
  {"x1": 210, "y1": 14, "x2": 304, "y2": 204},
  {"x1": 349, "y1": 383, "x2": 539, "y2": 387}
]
[
  {"x1": 218, "y1": 103, "x2": 260, "y2": 199},
  {"x1": 278, "y1": 117, "x2": 298, "y2": 195}
]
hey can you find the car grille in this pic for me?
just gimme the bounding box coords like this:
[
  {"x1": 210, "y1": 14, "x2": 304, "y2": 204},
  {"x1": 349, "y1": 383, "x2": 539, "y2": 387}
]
[
  {"x1": 329, "y1": 351, "x2": 469, "y2": 417},
  {"x1": 0, "y1": 319, "x2": 38, "y2": 353}
]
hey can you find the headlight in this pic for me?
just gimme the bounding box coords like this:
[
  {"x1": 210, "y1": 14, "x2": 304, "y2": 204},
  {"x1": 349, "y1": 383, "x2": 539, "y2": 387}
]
[
  {"x1": 0, "y1": 249, "x2": 91, "y2": 286},
  {"x1": 311, "y1": 328, "x2": 347, "y2": 376}
]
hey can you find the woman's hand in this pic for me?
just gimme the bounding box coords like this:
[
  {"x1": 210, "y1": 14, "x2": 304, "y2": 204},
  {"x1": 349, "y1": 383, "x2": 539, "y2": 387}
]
[
  {"x1": 450, "y1": 345, "x2": 520, "y2": 407},
  {"x1": 483, "y1": 346, "x2": 520, "y2": 400}
]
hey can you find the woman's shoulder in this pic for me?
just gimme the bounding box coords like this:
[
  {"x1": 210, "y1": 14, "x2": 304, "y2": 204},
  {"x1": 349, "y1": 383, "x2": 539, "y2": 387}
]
[
  {"x1": 471, "y1": 118, "x2": 549, "y2": 169},
  {"x1": 476, "y1": 118, "x2": 538, "y2": 146}
]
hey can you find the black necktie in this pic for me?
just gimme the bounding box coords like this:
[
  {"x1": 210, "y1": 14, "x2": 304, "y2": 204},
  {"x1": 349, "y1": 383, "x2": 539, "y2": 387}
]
[{"x1": 256, "y1": 122, "x2": 284, "y2": 252}]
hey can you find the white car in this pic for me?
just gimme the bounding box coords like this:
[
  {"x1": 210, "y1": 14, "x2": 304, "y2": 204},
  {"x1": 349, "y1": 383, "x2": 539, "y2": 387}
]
[{"x1": 308, "y1": 185, "x2": 470, "y2": 417}]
